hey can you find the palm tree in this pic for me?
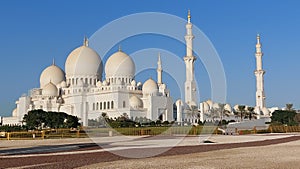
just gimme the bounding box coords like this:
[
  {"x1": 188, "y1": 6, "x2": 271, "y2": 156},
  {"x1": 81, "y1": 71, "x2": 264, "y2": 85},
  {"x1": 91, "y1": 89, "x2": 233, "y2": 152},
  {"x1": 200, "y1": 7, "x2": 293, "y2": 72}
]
[
  {"x1": 286, "y1": 103, "x2": 293, "y2": 111},
  {"x1": 235, "y1": 105, "x2": 246, "y2": 121},
  {"x1": 247, "y1": 107, "x2": 255, "y2": 120},
  {"x1": 218, "y1": 103, "x2": 231, "y2": 125},
  {"x1": 209, "y1": 107, "x2": 220, "y2": 122},
  {"x1": 186, "y1": 105, "x2": 199, "y2": 124}
]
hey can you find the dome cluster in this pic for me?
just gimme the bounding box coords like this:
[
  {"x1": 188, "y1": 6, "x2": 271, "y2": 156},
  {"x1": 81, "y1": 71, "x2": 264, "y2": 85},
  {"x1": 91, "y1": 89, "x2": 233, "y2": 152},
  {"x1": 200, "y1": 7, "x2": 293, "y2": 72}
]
[
  {"x1": 40, "y1": 39, "x2": 141, "y2": 95},
  {"x1": 201, "y1": 100, "x2": 232, "y2": 113}
]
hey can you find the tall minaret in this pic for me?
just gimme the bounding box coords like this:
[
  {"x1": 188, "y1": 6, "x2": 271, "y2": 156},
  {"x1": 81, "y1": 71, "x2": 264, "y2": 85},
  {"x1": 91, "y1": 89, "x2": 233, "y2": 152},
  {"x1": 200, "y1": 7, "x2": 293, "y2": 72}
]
[
  {"x1": 157, "y1": 52, "x2": 162, "y2": 85},
  {"x1": 184, "y1": 10, "x2": 197, "y2": 106},
  {"x1": 255, "y1": 34, "x2": 266, "y2": 109}
]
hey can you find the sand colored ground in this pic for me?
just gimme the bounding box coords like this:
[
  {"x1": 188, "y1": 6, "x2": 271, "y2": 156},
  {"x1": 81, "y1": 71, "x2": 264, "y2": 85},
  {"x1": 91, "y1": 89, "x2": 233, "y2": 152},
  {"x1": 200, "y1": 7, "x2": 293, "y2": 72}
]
[{"x1": 80, "y1": 139, "x2": 300, "y2": 169}]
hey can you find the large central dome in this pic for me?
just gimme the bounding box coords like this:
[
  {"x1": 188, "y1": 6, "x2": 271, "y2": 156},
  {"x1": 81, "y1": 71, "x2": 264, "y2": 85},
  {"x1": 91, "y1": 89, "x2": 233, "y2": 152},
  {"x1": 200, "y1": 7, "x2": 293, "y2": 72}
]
[
  {"x1": 105, "y1": 50, "x2": 135, "y2": 79},
  {"x1": 65, "y1": 39, "x2": 102, "y2": 78}
]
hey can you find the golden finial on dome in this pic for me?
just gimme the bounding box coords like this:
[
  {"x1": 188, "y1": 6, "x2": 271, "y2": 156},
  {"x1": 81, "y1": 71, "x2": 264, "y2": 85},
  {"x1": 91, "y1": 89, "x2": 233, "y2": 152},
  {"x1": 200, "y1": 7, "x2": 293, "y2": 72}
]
[
  {"x1": 83, "y1": 36, "x2": 89, "y2": 47},
  {"x1": 52, "y1": 58, "x2": 55, "y2": 65},
  {"x1": 118, "y1": 45, "x2": 122, "y2": 51},
  {"x1": 188, "y1": 9, "x2": 191, "y2": 23}
]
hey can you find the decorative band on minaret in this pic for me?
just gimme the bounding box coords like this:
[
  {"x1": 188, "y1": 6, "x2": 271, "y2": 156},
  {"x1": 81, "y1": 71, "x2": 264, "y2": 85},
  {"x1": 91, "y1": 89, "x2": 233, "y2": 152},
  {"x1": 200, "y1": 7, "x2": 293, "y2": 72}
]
[
  {"x1": 184, "y1": 10, "x2": 197, "y2": 106},
  {"x1": 255, "y1": 34, "x2": 266, "y2": 109}
]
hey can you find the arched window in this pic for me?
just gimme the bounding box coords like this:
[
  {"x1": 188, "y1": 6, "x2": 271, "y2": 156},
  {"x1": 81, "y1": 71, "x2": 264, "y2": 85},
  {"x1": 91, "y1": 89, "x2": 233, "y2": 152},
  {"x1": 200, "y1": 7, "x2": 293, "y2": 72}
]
[
  {"x1": 107, "y1": 101, "x2": 110, "y2": 109},
  {"x1": 72, "y1": 78, "x2": 74, "y2": 85},
  {"x1": 85, "y1": 78, "x2": 88, "y2": 84},
  {"x1": 76, "y1": 78, "x2": 78, "y2": 85},
  {"x1": 111, "y1": 101, "x2": 114, "y2": 109},
  {"x1": 93, "y1": 103, "x2": 95, "y2": 110},
  {"x1": 123, "y1": 101, "x2": 126, "y2": 108},
  {"x1": 100, "y1": 102, "x2": 102, "y2": 110},
  {"x1": 104, "y1": 102, "x2": 106, "y2": 109},
  {"x1": 90, "y1": 78, "x2": 92, "y2": 85},
  {"x1": 96, "y1": 103, "x2": 99, "y2": 110}
]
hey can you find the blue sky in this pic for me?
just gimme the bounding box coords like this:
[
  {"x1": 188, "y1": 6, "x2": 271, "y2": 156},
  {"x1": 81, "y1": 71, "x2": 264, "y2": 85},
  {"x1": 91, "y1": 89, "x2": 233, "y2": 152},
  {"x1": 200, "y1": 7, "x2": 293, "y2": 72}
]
[{"x1": 1, "y1": 0, "x2": 300, "y2": 116}]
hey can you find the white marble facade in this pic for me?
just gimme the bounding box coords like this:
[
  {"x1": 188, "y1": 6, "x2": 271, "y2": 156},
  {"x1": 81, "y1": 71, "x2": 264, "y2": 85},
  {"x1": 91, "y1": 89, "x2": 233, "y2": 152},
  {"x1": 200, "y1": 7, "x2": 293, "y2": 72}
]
[{"x1": 4, "y1": 37, "x2": 173, "y2": 126}]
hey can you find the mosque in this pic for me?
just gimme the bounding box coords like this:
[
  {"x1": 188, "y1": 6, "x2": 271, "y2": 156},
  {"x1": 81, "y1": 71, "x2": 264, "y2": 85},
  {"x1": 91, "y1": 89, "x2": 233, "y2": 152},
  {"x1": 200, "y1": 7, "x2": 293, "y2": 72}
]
[{"x1": 2, "y1": 11, "x2": 270, "y2": 127}]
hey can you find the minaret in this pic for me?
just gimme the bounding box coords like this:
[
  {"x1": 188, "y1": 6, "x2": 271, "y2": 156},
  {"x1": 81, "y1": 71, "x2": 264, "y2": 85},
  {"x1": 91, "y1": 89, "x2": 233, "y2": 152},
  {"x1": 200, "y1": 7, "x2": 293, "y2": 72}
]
[
  {"x1": 184, "y1": 10, "x2": 197, "y2": 106},
  {"x1": 157, "y1": 52, "x2": 162, "y2": 85},
  {"x1": 255, "y1": 34, "x2": 266, "y2": 109}
]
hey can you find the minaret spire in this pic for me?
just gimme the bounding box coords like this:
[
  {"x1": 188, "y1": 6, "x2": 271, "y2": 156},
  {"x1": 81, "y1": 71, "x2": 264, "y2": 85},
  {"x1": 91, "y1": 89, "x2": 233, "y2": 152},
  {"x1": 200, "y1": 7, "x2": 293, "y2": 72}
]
[
  {"x1": 83, "y1": 36, "x2": 89, "y2": 47},
  {"x1": 157, "y1": 52, "x2": 162, "y2": 85},
  {"x1": 255, "y1": 34, "x2": 266, "y2": 113},
  {"x1": 184, "y1": 10, "x2": 197, "y2": 106},
  {"x1": 187, "y1": 9, "x2": 191, "y2": 23}
]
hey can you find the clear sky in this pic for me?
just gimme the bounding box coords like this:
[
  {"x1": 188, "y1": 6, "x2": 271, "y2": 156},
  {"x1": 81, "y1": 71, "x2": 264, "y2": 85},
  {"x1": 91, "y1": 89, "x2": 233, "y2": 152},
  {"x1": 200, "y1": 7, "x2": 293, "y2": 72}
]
[{"x1": 1, "y1": 0, "x2": 300, "y2": 117}]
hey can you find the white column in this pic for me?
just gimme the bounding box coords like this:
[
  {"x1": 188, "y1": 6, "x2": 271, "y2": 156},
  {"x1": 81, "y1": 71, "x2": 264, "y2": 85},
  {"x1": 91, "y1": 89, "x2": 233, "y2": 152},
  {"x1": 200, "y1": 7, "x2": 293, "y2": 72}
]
[{"x1": 176, "y1": 100, "x2": 183, "y2": 123}]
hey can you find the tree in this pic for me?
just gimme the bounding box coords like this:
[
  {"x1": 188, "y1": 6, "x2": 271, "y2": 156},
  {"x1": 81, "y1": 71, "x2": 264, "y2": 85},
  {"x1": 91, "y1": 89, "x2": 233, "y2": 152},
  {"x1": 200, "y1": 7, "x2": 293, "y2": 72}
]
[
  {"x1": 23, "y1": 110, "x2": 80, "y2": 130},
  {"x1": 235, "y1": 105, "x2": 246, "y2": 121},
  {"x1": 294, "y1": 113, "x2": 300, "y2": 124},
  {"x1": 285, "y1": 103, "x2": 293, "y2": 111},
  {"x1": 271, "y1": 110, "x2": 298, "y2": 126},
  {"x1": 218, "y1": 103, "x2": 230, "y2": 125},
  {"x1": 208, "y1": 107, "x2": 220, "y2": 122},
  {"x1": 246, "y1": 107, "x2": 256, "y2": 120},
  {"x1": 186, "y1": 105, "x2": 199, "y2": 124}
]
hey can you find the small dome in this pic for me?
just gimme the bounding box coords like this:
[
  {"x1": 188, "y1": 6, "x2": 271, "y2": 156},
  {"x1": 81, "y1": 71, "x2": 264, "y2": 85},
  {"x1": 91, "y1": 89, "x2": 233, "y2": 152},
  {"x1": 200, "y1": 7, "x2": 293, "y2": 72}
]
[
  {"x1": 233, "y1": 105, "x2": 239, "y2": 112},
  {"x1": 206, "y1": 99, "x2": 213, "y2": 108},
  {"x1": 202, "y1": 102, "x2": 210, "y2": 112},
  {"x1": 262, "y1": 107, "x2": 270, "y2": 116},
  {"x1": 12, "y1": 108, "x2": 17, "y2": 117},
  {"x1": 102, "y1": 80, "x2": 108, "y2": 86},
  {"x1": 142, "y1": 78, "x2": 158, "y2": 95},
  {"x1": 176, "y1": 99, "x2": 183, "y2": 106},
  {"x1": 96, "y1": 81, "x2": 102, "y2": 87},
  {"x1": 40, "y1": 64, "x2": 65, "y2": 88},
  {"x1": 129, "y1": 95, "x2": 143, "y2": 109},
  {"x1": 131, "y1": 80, "x2": 136, "y2": 86},
  {"x1": 60, "y1": 81, "x2": 67, "y2": 88},
  {"x1": 224, "y1": 104, "x2": 232, "y2": 112},
  {"x1": 105, "y1": 50, "x2": 135, "y2": 79},
  {"x1": 42, "y1": 82, "x2": 58, "y2": 96},
  {"x1": 65, "y1": 43, "x2": 102, "y2": 77},
  {"x1": 137, "y1": 82, "x2": 142, "y2": 86}
]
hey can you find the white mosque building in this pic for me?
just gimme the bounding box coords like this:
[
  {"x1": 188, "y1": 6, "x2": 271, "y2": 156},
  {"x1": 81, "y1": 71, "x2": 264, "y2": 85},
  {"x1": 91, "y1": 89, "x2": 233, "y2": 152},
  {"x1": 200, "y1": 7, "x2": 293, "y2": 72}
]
[
  {"x1": 2, "y1": 11, "x2": 271, "y2": 127},
  {"x1": 3, "y1": 38, "x2": 173, "y2": 126}
]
